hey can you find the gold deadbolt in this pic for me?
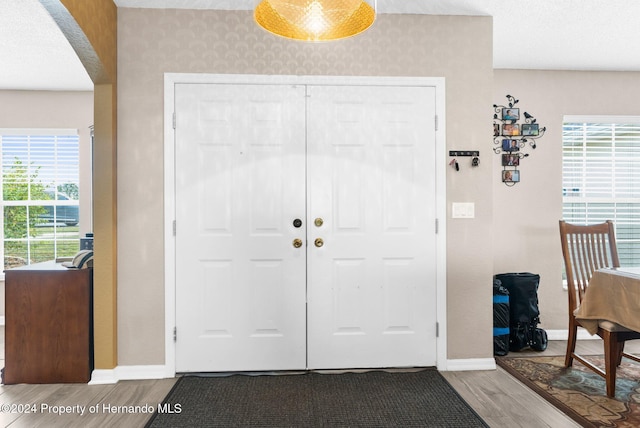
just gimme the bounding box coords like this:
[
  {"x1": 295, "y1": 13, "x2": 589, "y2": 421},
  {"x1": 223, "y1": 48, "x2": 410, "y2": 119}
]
[
  {"x1": 314, "y1": 218, "x2": 324, "y2": 227},
  {"x1": 314, "y1": 238, "x2": 324, "y2": 248},
  {"x1": 293, "y1": 238, "x2": 303, "y2": 248}
]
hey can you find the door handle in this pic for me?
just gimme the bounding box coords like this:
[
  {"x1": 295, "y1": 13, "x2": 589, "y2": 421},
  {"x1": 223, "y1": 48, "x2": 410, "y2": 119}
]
[
  {"x1": 314, "y1": 238, "x2": 324, "y2": 248},
  {"x1": 293, "y1": 238, "x2": 303, "y2": 248}
]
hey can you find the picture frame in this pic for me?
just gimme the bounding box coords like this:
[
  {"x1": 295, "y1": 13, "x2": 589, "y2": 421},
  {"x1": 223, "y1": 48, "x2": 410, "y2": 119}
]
[
  {"x1": 502, "y1": 169, "x2": 520, "y2": 183},
  {"x1": 522, "y1": 123, "x2": 539, "y2": 136},
  {"x1": 501, "y1": 108, "x2": 519, "y2": 121},
  {"x1": 502, "y1": 154, "x2": 520, "y2": 166},
  {"x1": 502, "y1": 123, "x2": 520, "y2": 136},
  {"x1": 501, "y1": 139, "x2": 519, "y2": 152}
]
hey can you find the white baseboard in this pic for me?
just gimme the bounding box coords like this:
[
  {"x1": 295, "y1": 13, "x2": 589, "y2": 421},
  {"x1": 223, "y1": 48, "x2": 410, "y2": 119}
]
[
  {"x1": 438, "y1": 328, "x2": 599, "y2": 372},
  {"x1": 444, "y1": 358, "x2": 496, "y2": 372},
  {"x1": 88, "y1": 334, "x2": 601, "y2": 383},
  {"x1": 89, "y1": 365, "x2": 170, "y2": 384},
  {"x1": 442, "y1": 331, "x2": 599, "y2": 373},
  {"x1": 117, "y1": 365, "x2": 169, "y2": 380},
  {"x1": 545, "y1": 328, "x2": 598, "y2": 341}
]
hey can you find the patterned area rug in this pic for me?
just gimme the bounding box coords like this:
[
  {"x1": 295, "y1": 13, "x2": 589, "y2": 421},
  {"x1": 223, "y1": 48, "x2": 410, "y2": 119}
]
[{"x1": 497, "y1": 355, "x2": 640, "y2": 428}]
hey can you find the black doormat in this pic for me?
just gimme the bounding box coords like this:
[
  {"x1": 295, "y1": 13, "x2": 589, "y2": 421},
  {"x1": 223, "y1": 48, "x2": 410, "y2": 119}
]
[{"x1": 146, "y1": 369, "x2": 487, "y2": 427}]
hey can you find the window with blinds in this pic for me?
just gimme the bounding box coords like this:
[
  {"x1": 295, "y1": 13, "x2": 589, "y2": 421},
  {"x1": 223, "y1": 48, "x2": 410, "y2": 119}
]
[
  {"x1": 562, "y1": 116, "x2": 640, "y2": 266},
  {"x1": 1, "y1": 130, "x2": 80, "y2": 270}
]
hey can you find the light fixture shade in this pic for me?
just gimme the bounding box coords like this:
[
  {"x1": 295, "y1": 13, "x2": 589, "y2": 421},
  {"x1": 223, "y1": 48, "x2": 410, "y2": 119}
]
[{"x1": 254, "y1": 0, "x2": 376, "y2": 42}]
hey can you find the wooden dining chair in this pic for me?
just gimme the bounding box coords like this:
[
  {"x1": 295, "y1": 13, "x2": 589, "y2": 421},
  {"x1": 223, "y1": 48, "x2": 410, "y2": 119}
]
[{"x1": 559, "y1": 220, "x2": 640, "y2": 397}]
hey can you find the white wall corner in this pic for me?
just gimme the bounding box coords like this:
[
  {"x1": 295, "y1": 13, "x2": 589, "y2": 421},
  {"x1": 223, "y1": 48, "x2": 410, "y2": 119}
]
[
  {"x1": 444, "y1": 358, "x2": 496, "y2": 371},
  {"x1": 89, "y1": 365, "x2": 172, "y2": 384},
  {"x1": 0, "y1": 316, "x2": 5, "y2": 326},
  {"x1": 89, "y1": 369, "x2": 118, "y2": 385}
]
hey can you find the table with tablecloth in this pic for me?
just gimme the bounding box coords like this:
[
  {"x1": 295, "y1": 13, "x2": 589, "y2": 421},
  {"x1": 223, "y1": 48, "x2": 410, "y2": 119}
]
[{"x1": 574, "y1": 267, "x2": 640, "y2": 335}]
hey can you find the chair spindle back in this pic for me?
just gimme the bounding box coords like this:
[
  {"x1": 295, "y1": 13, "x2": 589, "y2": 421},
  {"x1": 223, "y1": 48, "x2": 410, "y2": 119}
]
[{"x1": 559, "y1": 220, "x2": 620, "y2": 312}]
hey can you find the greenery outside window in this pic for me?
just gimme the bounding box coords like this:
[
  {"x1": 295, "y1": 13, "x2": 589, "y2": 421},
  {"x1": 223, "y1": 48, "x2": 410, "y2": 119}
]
[
  {"x1": 562, "y1": 116, "x2": 640, "y2": 266},
  {"x1": 1, "y1": 130, "x2": 80, "y2": 270}
]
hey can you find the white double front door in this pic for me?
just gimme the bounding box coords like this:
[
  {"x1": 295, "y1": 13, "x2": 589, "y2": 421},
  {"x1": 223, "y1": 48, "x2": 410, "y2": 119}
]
[{"x1": 174, "y1": 80, "x2": 437, "y2": 372}]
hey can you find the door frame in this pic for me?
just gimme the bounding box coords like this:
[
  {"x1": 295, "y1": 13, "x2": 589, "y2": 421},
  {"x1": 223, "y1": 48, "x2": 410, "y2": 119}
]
[{"x1": 163, "y1": 73, "x2": 447, "y2": 377}]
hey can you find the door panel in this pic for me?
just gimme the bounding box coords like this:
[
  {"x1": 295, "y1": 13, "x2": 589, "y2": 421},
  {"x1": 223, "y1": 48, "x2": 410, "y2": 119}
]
[
  {"x1": 306, "y1": 85, "x2": 437, "y2": 369},
  {"x1": 174, "y1": 83, "x2": 307, "y2": 372},
  {"x1": 174, "y1": 81, "x2": 438, "y2": 372}
]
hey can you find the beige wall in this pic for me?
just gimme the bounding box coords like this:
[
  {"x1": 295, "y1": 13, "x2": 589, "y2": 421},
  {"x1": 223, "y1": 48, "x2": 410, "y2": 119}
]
[
  {"x1": 493, "y1": 69, "x2": 640, "y2": 332},
  {"x1": 0, "y1": 89, "x2": 94, "y2": 317},
  {"x1": 117, "y1": 9, "x2": 494, "y2": 365}
]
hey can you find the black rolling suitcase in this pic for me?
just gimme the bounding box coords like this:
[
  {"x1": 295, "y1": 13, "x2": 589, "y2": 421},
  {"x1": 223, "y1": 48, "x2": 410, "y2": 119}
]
[{"x1": 494, "y1": 272, "x2": 548, "y2": 352}]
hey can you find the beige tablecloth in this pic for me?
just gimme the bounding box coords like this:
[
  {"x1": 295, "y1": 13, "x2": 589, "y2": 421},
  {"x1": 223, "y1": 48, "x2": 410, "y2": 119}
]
[{"x1": 574, "y1": 267, "x2": 640, "y2": 335}]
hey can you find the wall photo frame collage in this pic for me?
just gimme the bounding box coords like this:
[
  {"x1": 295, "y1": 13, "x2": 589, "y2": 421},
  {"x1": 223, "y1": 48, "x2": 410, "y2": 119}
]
[{"x1": 493, "y1": 96, "x2": 546, "y2": 186}]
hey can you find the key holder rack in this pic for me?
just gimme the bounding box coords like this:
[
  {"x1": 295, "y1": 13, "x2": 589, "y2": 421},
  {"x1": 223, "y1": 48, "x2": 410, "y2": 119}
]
[
  {"x1": 448, "y1": 151, "x2": 480, "y2": 172},
  {"x1": 493, "y1": 95, "x2": 546, "y2": 186}
]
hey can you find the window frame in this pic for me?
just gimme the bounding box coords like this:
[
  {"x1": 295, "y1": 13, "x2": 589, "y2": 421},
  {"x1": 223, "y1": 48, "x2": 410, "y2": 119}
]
[
  {"x1": 0, "y1": 128, "x2": 82, "y2": 276},
  {"x1": 562, "y1": 115, "x2": 640, "y2": 268}
]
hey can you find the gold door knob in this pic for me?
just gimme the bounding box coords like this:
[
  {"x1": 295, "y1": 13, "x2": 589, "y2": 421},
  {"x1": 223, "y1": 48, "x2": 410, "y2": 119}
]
[
  {"x1": 314, "y1": 218, "x2": 324, "y2": 227},
  {"x1": 293, "y1": 238, "x2": 303, "y2": 248},
  {"x1": 314, "y1": 238, "x2": 324, "y2": 248}
]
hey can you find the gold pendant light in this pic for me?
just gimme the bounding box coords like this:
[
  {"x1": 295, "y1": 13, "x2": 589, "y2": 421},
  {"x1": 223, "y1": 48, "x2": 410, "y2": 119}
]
[{"x1": 254, "y1": 0, "x2": 376, "y2": 42}]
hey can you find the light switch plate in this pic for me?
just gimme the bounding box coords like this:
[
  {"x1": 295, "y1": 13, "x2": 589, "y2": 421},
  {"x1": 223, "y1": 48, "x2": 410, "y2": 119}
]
[{"x1": 452, "y1": 202, "x2": 475, "y2": 219}]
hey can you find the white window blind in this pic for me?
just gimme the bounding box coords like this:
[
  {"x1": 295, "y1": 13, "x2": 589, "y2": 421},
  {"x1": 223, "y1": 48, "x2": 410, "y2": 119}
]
[
  {"x1": 1, "y1": 130, "x2": 80, "y2": 270},
  {"x1": 562, "y1": 117, "x2": 640, "y2": 266}
]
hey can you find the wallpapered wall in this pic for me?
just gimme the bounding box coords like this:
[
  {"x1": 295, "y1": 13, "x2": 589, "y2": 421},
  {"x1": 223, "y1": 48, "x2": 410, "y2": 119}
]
[{"x1": 117, "y1": 9, "x2": 494, "y2": 365}]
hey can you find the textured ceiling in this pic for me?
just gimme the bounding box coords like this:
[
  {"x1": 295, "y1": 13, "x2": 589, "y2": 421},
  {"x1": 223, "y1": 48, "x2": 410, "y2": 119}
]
[
  {"x1": 2, "y1": 0, "x2": 640, "y2": 91},
  {"x1": 0, "y1": 0, "x2": 92, "y2": 91}
]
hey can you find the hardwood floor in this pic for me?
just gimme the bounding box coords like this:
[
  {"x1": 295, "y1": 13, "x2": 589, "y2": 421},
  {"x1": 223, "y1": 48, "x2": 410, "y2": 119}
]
[
  {"x1": 0, "y1": 328, "x2": 637, "y2": 427},
  {"x1": 443, "y1": 341, "x2": 579, "y2": 428},
  {"x1": 0, "y1": 327, "x2": 176, "y2": 428},
  {"x1": 444, "y1": 339, "x2": 640, "y2": 428}
]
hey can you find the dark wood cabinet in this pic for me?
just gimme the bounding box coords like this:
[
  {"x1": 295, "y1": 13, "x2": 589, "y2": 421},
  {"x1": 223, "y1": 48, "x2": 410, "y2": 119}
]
[{"x1": 3, "y1": 261, "x2": 93, "y2": 384}]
